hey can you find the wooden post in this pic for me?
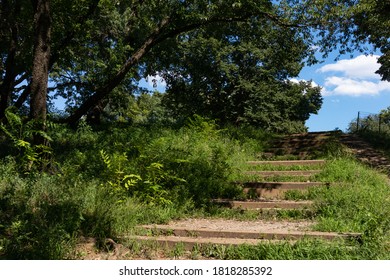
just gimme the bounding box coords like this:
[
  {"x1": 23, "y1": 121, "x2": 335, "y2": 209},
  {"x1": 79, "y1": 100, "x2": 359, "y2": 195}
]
[{"x1": 356, "y1": 112, "x2": 360, "y2": 132}]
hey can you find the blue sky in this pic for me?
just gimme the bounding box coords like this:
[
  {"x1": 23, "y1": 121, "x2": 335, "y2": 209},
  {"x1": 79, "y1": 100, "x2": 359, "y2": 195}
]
[{"x1": 298, "y1": 51, "x2": 390, "y2": 132}]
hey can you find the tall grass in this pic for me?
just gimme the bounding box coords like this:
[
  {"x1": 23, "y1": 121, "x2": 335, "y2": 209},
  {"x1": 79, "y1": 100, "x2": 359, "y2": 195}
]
[
  {"x1": 1, "y1": 119, "x2": 390, "y2": 259},
  {"x1": 313, "y1": 158, "x2": 390, "y2": 239},
  {"x1": 0, "y1": 118, "x2": 262, "y2": 259}
]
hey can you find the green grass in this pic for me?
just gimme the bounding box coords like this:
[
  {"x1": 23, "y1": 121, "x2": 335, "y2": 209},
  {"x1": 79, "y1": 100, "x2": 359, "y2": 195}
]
[
  {"x1": 196, "y1": 238, "x2": 390, "y2": 260},
  {"x1": 1, "y1": 121, "x2": 390, "y2": 260},
  {"x1": 109, "y1": 237, "x2": 390, "y2": 260}
]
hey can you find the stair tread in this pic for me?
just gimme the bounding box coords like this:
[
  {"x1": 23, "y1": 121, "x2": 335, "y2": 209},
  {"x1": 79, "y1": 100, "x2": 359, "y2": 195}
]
[
  {"x1": 139, "y1": 224, "x2": 358, "y2": 239},
  {"x1": 212, "y1": 199, "x2": 313, "y2": 209},
  {"x1": 248, "y1": 160, "x2": 326, "y2": 165},
  {"x1": 244, "y1": 170, "x2": 320, "y2": 175},
  {"x1": 126, "y1": 235, "x2": 287, "y2": 247}
]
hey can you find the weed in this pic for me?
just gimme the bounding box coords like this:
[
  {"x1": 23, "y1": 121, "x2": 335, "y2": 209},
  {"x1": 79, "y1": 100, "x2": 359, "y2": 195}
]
[{"x1": 0, "y1": 107, "x2": 53, "y2": 172}]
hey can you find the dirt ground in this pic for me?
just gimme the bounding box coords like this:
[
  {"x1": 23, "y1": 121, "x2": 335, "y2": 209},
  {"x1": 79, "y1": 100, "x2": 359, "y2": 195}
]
[{"x1": 161, "y1": 218, "x2": 315, "y2": 232}]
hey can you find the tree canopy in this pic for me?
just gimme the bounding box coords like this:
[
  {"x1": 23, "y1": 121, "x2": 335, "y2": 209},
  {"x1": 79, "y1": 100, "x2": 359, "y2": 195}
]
[
  {"x1": 156, "y1": 18, "x2": 322, "y2": 131},
  {"x1": 0, "y1": 0, "x2": 388, "y2": 130}
]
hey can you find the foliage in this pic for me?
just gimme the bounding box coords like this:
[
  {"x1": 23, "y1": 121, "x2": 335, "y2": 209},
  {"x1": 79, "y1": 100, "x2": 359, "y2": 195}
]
[
  {"x1": 2, "y1": 120, "x2": 390, "y2": 259},
  {"x1": 351, "y1": 0, "x2": 390, "y2": 80},
  {"x1": 0, "y1": 161, "x2": 82, "y2": 259},
  {"x1": 100, "y1": 149, "x2": 183, "y2": 206},
  {"x1": 157, "y1": 21, "x2": 322, "y2": 131},
  {"x1": 278, "y1": 0, "x2": 390, "y2": 81},
  {"x1": 105, "y1": 91, "x2": 170, "y2": 125},
  {"x1": 0, "y1": 119, "x2": 253, "y2": 259},
  {"x1": 311, "y1": 158, "x2": 390, "y2": 252},
  {"x1": 348, "y1": 107, "x2": 390, "y2": 151},
  {"x1": 0, "y1": 108, "x2": 52, "y2": 172},
  {"x1": 145, "y1": 118, "x2": 246, "y2": 206},
  {"x1": 3, "y1": 0, "x2": 386, "y2": 128},
  {"x1": 197, "y1": 237, "x2": 389, "y2": 260}
]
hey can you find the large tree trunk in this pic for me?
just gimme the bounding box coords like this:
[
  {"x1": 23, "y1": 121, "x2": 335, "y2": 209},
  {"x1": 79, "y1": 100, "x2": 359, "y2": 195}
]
[
  {"x1": 13, "y1": 1, "x2": 99, "y2": 111},
  {"x1": 0, "y1": 0, "x2": 20, "y2": 121},
  {"x1": 0, "y1": 29, "x2": 17, "y2": 120},
  {"x1": 29, "y1": 0, "x2": 51, "y2": 131}
]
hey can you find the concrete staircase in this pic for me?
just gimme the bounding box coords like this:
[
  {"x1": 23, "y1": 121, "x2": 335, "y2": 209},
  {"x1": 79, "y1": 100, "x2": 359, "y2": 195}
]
[{"x1": 125, "y1": 132, "x2": 362, "y2": 250}]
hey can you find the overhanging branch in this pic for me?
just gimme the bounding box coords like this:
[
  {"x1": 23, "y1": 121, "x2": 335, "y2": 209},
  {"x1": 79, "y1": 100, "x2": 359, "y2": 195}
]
[{"x1": 62, "y1": 9, "x2": 309, "y2": 125}]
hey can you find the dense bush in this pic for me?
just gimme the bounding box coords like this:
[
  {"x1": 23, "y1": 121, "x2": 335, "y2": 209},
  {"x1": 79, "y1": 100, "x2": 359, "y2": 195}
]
[{"x1": 0, "y1": 116, "x2": 262, "y2": 259}]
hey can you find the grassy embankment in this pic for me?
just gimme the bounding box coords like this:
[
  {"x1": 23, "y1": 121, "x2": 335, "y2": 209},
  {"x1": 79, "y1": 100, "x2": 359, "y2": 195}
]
[{"x1": 0, "y1": 119, "x2": 389, "y2": 259}]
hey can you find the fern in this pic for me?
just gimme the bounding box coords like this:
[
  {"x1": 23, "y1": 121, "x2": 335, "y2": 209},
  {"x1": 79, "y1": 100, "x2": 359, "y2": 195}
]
[
  {"x1": 100, "y1": 149, "x2": 141, "y2": 201},
  {"x1": 0, "y1": 107, "x2": 52, "y2": 172},
  {"x1": 99, "y1": 149, "x2": 184, "y2": 206},
  {"x1": 100, "y1": 150, "x2": 111, "y2": 169}
]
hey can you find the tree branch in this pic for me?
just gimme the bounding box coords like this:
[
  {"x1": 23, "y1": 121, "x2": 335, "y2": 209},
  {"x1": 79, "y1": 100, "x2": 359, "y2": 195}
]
[
  {"x1": 63, "y1": 16, "x2": 172, "y2": 124},
  {"x1": 13, "y1": 1, "x2": 99, "y2": 109},
  {"x1": 62, "y1": 8, "x2": 309, "y2": 125}
]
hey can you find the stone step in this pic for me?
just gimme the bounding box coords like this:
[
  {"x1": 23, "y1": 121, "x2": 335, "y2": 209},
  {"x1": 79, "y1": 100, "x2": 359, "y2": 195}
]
[
  {"x1": 289, "y1": 131, "x2": 336, "y2": 136},
  {"x1": 240, "y1": 182, "x2": 327, "y2": 198},
  {"x1": 129, "y1": 225, "x2": 360, "y2": 250},
  {"x1": 243, "y1": 170, "x2": 321, "y2": 177},
  {"x1": 140, "y1": 225, "x2": 359, "y2": 241},
  {"x1": 259, "y1": 152, "x2": 313, "y2": 160},
  {"x1": 240, "y1": 182, "x2": 325, "y2": 189},
  {"x1": 247, "y1": 160, "x2": 326, "y2": 166},
  {"x1": 275, "y1": 135, "x2": 332, "y2": 142},
  {"x1": 266, "y1": 147, "x2": 318, "y2": 153},
  {"x1": 272, "y1": 138, "x2": 330, "y2": 145},
  {"x1": 339, "y1": 140, "x2": 371, "y2": 148},
  {"x1": 124, "y1": 235, "x2": 285, "y2": 250},
  {"x1": 265, "y1": 148, "x2": 326, "y2": 157},
  {"x1": 211, "y1": 199, "x2": 313, "y2": 210}
]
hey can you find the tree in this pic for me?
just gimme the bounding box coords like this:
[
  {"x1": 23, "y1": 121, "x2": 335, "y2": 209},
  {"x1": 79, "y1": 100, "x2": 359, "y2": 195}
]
[
  {"x1": 30, "y1": 0, "x2": 52, "y2": 134},
  {"x1": 352, "y1": 0, "x2": 390, "y2": 81},
  {"x1": 58, "y1": 0, "x2": 284, "y2": 126},
  {"x1": 380, "y1": 107, "x2": 390, "y2": 125},
  {"x1": 1, "y1": 0, "x2": 100, "y2": 121},
  {"x1": 0, "y1": 0, "x2": 34, "y2": 119},
  {"x1": 1, "y1": 0, "x2": 387, "y2": 129},
  {"x1": 278, "y1": 0, "x2": 390, "y2": 80},
  {"x1": 156, "y1": 18, "x2": 321, "y2": 131}
]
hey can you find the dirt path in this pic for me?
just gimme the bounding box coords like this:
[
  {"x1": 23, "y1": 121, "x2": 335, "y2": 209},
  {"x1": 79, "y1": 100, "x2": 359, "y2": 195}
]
[{"x1": 161, "y1": 218, "x2": 315, "y2": 233}]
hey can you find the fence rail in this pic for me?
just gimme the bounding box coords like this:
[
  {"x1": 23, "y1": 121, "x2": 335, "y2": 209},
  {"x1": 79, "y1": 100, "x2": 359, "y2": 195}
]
[{"x1": 352, "y1": 111, "x2": 390, "y2": 135}]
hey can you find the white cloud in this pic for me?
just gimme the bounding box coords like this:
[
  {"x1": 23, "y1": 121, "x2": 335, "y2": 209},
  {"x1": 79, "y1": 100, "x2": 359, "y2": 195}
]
[
  {"x1": 289, "y1": 78, "x2": 319, "y2": 88},
  {"x1": 316, "y1": 55, "x2": 390, "y2": 97},
  {"x1": 290, "y1": 78, "x2": 300, "y2": 84},
  {"x1": 322, "y1": 77, "x2": 390, "y2": 97},
  {"x1": 318, "y1": 55, "x2": 381, "y2": 80},
  {"x1": 146, "y1": 74, "x2": 166, "y2": 89}
]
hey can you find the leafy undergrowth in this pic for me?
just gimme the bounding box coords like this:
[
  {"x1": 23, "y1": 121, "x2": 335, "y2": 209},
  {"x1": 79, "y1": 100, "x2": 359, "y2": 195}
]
[
  {"x1": 1, "y1": 120, "x2": 390, "y2": 259},
  {"x1": 0, "y1": 118, "x2": 264, "y2": 259}
]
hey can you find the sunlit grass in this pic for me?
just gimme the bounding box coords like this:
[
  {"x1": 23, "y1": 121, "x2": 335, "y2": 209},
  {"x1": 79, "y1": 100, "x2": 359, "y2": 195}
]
[{"x1": 1, "y1": 123, "x2": 390, "y2": 259}]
